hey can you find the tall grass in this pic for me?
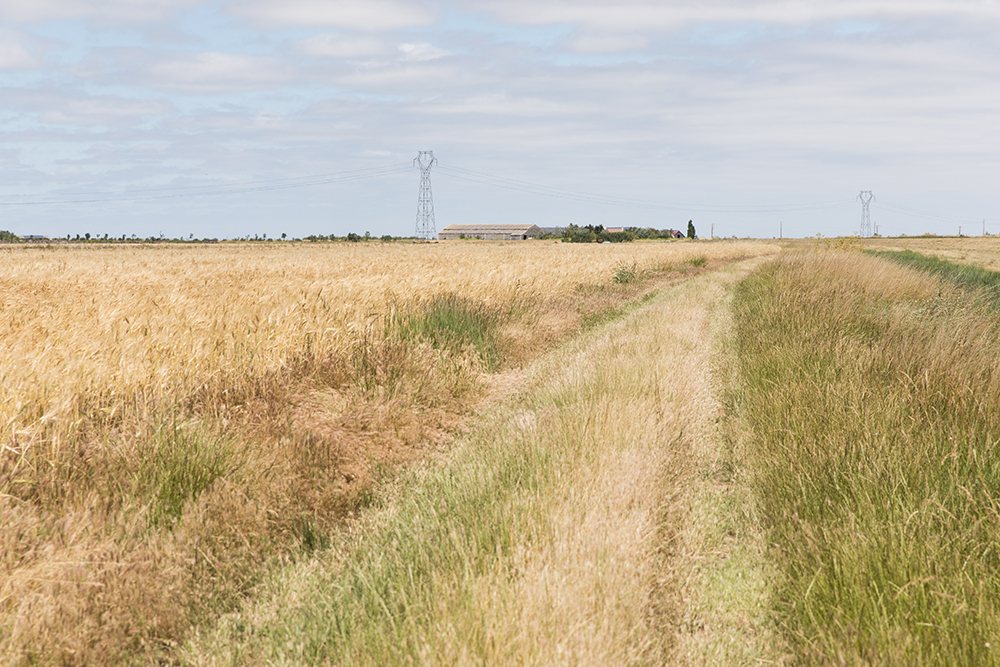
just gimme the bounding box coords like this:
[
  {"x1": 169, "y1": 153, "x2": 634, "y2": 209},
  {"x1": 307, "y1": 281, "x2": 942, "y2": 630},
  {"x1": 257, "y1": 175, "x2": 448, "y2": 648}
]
[
  {"x1": 389, "y1": 293, "x2": 508, "y2": 371},
  {"x1": 733, "y1": 251, "x2": 1000, "y2": 664},
  {"x1": 868, "y1": 248, "x2": 1000, "y2": 306}
]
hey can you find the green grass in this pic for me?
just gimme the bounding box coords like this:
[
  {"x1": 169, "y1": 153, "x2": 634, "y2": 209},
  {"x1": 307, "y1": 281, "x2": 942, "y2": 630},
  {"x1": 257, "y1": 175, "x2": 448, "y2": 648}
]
[
  {"x1": 868, "y1": 248, "x2": 1000, "y2": 305},
  {"x1": 389, "y1": 292, "x2": 508, "y2": 371},
  {"x1": 612, "y1": 261, "x2": 639, "y2": 284},
  {"x1": 131, "y1": 421, "x2": 244, "y2": 527},
  {"x1": 732, "y1": 252, "x2": 1000, "y2": 665}
]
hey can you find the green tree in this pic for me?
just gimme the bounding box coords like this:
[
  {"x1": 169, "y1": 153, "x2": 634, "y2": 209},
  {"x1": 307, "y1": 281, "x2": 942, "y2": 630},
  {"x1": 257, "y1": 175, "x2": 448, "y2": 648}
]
[{"x1": 687, "y1": 220, "x2": 696, "y2": 239}]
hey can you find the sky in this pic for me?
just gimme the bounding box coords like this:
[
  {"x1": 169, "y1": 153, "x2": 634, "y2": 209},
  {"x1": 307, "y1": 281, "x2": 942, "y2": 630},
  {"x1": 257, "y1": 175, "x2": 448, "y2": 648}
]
[{"x1": 1, "y1": 0, "x2": 999, "y2": 240}]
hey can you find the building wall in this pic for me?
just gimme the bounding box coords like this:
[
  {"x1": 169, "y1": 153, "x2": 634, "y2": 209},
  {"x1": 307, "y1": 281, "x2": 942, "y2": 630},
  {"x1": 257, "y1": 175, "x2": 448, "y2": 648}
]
[{"x1": 438, "y1": 228, "x2": 537, "y2": 241}]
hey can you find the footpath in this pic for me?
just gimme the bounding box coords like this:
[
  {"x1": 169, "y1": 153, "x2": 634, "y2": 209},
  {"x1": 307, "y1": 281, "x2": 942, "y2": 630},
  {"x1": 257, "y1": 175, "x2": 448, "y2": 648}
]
[{"x1": 183, "y1": 258, "x2": 777, "y2": 666}]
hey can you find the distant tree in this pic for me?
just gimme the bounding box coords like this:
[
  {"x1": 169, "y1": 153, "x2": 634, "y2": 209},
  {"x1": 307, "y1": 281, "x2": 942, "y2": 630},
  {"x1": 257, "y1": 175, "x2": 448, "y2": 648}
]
[
  {"x1": 281, "y1": 232, "x2": 287, "y2": 240},
  {"x1": 0, "y1": 230, "x2": 17, "y2": 242},
  {"x1": 381, "y1": 234, "x2": 393, "y2": 242},
  {"x1": 561, "y1": 224, "x2": 597, "y2": 243},
  {"x1": 85, "y1": 232, "x2": 91, "y2": 241},
  {"x1": 687, "y1": 220, "x2": 696, "y2": 239},
  {"x1": 364, "y1": 231, "x2": 371, "y2": 240},
  {"x1": 347, "y1": 232, "x2": 361, "y2": 242}
]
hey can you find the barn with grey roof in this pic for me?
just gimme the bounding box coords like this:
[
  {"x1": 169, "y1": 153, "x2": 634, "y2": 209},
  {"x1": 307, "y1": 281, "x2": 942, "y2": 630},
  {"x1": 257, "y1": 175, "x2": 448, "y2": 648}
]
[{"x1": 438, "y1": 224, "x2": 542, "y2": 241}]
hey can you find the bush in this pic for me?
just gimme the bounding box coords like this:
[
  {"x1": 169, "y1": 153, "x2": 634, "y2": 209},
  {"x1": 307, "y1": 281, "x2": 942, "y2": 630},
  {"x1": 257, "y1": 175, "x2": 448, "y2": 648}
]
[{"x1": 599, "y1": 231, "x2": 635, "y2": 243}]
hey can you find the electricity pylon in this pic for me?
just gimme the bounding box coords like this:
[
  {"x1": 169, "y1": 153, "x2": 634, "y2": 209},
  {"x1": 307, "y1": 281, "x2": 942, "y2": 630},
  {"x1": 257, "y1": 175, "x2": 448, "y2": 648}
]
[
  {"x1": 858, "y1": 190, "x2": 874, "y2": 237},
  {"x1": 414, "y1": 151, "x2": 437, "y2": 240}
]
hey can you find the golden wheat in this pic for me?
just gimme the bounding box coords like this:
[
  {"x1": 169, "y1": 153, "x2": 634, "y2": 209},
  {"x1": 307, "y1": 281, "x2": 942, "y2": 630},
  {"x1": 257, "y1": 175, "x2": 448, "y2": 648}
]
[{"x1": 0, "y1": 241, "x2": 773, "y2": 458}]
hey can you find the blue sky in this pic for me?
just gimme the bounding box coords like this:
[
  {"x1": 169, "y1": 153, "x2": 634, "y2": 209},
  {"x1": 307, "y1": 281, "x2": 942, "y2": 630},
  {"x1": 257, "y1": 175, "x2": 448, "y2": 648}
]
[{"x1": 1, "y1": 0, "x2": 998, "y2": 239}]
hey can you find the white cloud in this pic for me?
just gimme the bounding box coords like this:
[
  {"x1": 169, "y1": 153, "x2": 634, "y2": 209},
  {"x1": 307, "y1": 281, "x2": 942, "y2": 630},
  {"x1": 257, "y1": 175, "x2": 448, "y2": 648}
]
[
  {"x1": 568, "y1": 33, "x2": 648, "y2": 54},
  {"x1": 398, "y1": 42, "x2": 450, "y2": 61},
  {"x1": 297, "y1": 33, "x2": 390, "y2": 58},
  {"x1": 0, "y1": 40, "x2": 37, "y2": 70},
  {"x1": 148, "y1": 52, "x2": 293, "y2": 92},
  {"x1": 462, "y1": 0, "x2": 1000, "y2": 30},
  {"x1": 0, "y1": 0, "x2": 200, "y2": 22},
  {"x1": 234, "y1": 0, "x2": 435, "y2": 31},
  {"x1": 38, "y1": 97, "x2": 173, "y2": 125}
]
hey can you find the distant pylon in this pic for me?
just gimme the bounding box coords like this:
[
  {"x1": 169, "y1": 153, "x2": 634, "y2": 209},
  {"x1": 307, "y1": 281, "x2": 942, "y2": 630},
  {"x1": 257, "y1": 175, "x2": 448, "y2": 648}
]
[
  {"x1": 858, "y1": 190, "x2": 874, "y2": 237},
  {"x1": 414, "y1": 151, "x2": 437, "y2": 240}
]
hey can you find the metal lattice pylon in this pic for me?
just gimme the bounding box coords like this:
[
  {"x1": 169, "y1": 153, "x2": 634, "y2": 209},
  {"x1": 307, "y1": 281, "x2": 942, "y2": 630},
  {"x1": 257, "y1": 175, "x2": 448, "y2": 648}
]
[
  {"x1": 858, "y1": 190, "x2": 874, "y2": 237},
  {"x1": 414, "y1": 151, "x2": 437, "y2": 240}
]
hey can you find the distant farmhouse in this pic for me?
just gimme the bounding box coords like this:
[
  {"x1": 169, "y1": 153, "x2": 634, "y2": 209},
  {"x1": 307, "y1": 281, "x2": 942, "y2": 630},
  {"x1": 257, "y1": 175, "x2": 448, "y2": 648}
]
[{"x1": 438, "y1": 224, "x2": 542, "y2": 241}]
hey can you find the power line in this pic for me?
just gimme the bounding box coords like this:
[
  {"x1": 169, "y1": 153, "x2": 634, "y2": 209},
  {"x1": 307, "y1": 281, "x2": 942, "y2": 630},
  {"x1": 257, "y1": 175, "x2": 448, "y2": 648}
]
[
  {"x1": 874, "y1": 201, "x2": 986, "y2": 225},
  {"x1": 0, "y1": 164, "x2": 412, "y2": 206},
  {"x1": 436, "y1": 164, "x2": 855, "y2": 213}
]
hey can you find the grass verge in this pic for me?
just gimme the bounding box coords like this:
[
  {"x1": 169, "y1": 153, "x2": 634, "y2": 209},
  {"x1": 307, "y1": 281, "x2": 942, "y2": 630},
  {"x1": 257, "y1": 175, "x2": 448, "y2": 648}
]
[
  {"x1": 867, "y1": 248, "x2": 1000, "y2": 306},
  {"x1": 733, "y1": 250, "x2": 1000, "y2": 665}
]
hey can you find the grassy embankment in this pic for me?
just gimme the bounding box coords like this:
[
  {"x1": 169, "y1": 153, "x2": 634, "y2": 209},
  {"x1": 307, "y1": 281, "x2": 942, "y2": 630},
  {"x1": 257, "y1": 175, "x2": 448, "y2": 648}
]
[
  {"x1": 182, "y1": 255, "x2": 767, "y2": 665},
  {"x1": 733, "y1": 249, "x2": 1000, "y2": 664},
  {"x1": 0, "y1": 241, "x2": 774, "y2": 664}
]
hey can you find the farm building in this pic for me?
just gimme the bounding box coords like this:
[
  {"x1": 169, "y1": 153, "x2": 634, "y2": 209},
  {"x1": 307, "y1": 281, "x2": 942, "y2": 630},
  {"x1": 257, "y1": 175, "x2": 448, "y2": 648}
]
[{"x1": 438, "y1": 224, "x2": 542, "y2": 241}]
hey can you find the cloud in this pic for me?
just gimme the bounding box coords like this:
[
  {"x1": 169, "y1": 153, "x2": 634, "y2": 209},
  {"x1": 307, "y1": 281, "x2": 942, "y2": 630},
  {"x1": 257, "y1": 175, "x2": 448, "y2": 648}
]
[
  {"x1": 148, "y1": 52, "x2": 294, "y2": 92},
  {"x1": 0, "y1": 39, "x2": 37, "y2": 70},
  {"x1": 234, "y1": 0, "x2": 435, "y2": 31},
  {"x1": 462, "y1": 0, "x2": 1000, "y2": 31},
  {"x1": 398, "y1": 42, "x2": 450, "y2": 61},
  {"x1": 567, "y1": 33, "x2": 648, "y2": 54},
  {"x1": 297, "y1": 33, "x2": 390, "y2": 58},
  {"x1": 0, "y1": 0, "x2": 200, "y2": 22},
  {"x1": 38, "y1": 97, "x2": 174, "y2": 125}
]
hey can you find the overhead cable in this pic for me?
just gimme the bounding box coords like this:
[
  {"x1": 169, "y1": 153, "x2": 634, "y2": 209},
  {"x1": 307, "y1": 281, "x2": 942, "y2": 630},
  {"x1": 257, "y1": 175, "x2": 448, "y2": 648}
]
[
  {"x1": 436, "y1": 164, "x2": 856, "y2": 213},
  {"x1": 0, "y1": 164, "x2": 412, "y2": 206}
]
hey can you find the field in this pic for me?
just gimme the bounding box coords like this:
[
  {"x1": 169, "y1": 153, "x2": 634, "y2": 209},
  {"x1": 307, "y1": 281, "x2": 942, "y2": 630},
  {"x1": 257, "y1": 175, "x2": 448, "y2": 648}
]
[
  {"x1": 0, "y1": 239, "x2": 771, "y2": 664},
  {"x1": 5, "y1": 236, "x2": 1000, "y2": 665}
]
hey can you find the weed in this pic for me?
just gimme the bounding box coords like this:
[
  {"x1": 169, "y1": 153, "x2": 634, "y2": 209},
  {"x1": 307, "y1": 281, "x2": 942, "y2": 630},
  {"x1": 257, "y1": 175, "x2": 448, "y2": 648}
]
[
  {"x1": 612, "y1": 261, "x2": 639, "y2": 284},
  {"x1": 132, "y1": 421, "x2": 244, "y2": 527},
  {"x1": 389, "y1": 292, "x2": 507, "y2": 371},
  {"x1": 686, "y1": 255, "x2": 707, "y2": 268}
]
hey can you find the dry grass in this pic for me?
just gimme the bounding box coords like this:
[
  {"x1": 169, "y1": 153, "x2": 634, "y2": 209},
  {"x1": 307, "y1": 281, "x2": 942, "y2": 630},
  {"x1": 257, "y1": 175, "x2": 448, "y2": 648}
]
[
  {"x1": 0, "y1": 239, "x2": 777, "y2": 664},
  {"x1": 180, "y1": 255, "x2": 767, "y2": 666}
]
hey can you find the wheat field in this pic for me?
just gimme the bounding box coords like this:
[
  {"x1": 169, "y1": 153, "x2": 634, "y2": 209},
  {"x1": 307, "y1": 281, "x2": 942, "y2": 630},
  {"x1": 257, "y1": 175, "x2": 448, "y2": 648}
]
[{"x1": 0, "y1": 239, "x2": 776, "y2": 664}]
